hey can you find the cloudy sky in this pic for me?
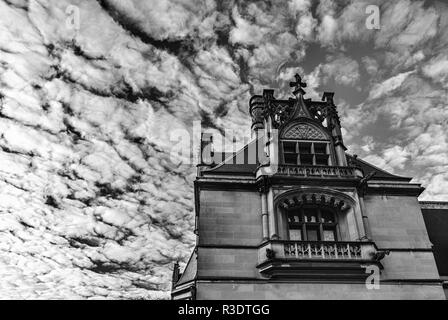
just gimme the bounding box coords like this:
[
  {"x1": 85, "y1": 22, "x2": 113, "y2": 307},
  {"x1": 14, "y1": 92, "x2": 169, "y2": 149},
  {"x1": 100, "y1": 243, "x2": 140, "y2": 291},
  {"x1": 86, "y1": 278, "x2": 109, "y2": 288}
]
[{"x1": 0, "y1": 0, "x2": 447, "y2": 299}]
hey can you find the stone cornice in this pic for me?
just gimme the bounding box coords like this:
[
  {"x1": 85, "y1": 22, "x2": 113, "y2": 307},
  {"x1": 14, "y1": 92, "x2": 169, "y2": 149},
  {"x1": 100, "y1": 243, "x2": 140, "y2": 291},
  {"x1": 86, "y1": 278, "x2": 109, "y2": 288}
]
[
  {"x1": 366, "y1": 182, "x2": 424, "y2": 197},
  {"x1": 419, "y1": 201, "x2": 448, "y2": 209}
]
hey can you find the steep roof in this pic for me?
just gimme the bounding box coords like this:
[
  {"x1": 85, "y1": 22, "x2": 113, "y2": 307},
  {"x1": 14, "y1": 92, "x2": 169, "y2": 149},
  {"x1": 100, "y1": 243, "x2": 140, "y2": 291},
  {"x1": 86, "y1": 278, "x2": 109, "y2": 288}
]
[
  {"x1": 173, "y1": 249, "x2": 197, "y2": 287},
  {"x1": 202, "y1": 138, "x2": 260, "y2": 175},
  {"x1": 346, "y1": 154, "x2": 412, "y2": 182}
]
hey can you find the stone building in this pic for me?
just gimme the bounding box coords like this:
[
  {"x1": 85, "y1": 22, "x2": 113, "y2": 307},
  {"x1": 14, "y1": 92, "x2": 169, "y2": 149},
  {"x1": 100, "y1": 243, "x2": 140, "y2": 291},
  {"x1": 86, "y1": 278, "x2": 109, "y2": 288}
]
[{"x1": 171, "y1": 74, "x2": 447, "y2": 300}]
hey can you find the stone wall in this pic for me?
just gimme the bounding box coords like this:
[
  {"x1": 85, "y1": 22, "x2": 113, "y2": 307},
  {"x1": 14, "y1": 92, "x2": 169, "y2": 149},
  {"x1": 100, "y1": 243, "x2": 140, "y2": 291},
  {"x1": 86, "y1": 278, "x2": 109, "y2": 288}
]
[
  {"x1": 197, "y1": 247, "x2": 259, "y2": 278},
  {"x1": 196, "y1": 281, "x2": 445, "y2": 300},
  {"x1": 365, "y1": 195, "x2": 432, "y2": 248},
  {"x1": 198, "y1": 190, "x2": 262, "y2": 246},
  {"x1": 193, "y1": 189, "x2": 445, "y2": 299}
]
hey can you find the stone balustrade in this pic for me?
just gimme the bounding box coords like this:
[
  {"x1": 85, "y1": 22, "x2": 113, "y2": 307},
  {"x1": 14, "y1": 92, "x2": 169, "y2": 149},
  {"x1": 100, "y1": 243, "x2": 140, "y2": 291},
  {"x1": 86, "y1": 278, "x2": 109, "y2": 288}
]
[{"x1": 258, "y1": 240, "x2": 377, "y2": 264}]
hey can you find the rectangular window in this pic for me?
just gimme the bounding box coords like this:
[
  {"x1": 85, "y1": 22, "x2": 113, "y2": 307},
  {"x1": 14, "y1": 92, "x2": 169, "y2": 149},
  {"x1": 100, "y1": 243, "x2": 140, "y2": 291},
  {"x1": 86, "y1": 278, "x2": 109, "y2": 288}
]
[
  {"x1": 315, "y1": 154, "x2": 329, "y2": 165},
  {"x1": 288, "y1": 207, "x2": 338, "y2": 242},
  {"x1": 284, "y1": 153, "x2": 298, "y2": 165},
  {"x1": 323, "y1": 229, "x2": 336, "y2": 241},
  {"x1": 313, "y1": 143, "x2": 327, "y2": 154},
  {"x1": 306, "y1": 227, "x2": 319, "y2": 241},
  {"x1": 283, "y1": 142, "x2": 298, "y2": 164},
  {"x1": 300, "y1": 154, "x2": 314, "y2": 165},
  {"x1": 289, "y1": 229, "x2": 303, "y2": 241},
  {"x1": 283, "y1": 142, "x2": 296, "y2": 153},
  {"x1": 298, "y1": 142, "x2": 312, "y2": 154},
  {"x1": 282, "y1": 141, "x2": 331, "y2": 165}
]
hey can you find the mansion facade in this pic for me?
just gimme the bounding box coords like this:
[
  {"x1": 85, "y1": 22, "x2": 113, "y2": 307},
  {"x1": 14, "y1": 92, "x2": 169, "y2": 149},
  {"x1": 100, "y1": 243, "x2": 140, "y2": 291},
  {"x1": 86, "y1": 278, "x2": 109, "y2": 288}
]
[{"x1": 171, "y1": 74, "x2": 448, "y2": 300}]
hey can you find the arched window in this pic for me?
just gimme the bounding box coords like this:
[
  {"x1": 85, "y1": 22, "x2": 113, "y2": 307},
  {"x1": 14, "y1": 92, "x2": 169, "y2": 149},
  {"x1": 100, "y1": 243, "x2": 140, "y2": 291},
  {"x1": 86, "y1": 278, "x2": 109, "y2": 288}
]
[
  {"x1": 280, "y1": 122, "x2": 334, "y2": 166},
  {"x1": 287, "y1": 205, "x2": 338, "y2": 241}
]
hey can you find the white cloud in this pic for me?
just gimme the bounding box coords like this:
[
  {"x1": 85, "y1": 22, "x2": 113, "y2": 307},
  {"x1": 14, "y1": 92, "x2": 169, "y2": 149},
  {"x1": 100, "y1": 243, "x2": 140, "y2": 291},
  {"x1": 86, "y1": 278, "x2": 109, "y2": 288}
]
[
  {"x1": 229, "y1": 7, "x2": 269, "y2": 46},
  {"x1": 362, "y1": 56, "x2": 379, "y2": 76},
  {"x1": 321, "y1": 56, "x2": 360, "y2": 86},
  {"x1": 296, "y1": 13, "x2": 317, "y2": 41},
  {"x1": 104, "y1": 0, "x2": 212, "y2": 40},
  {"x1": 317, "y1": 15, "x2": 338, "y2": 46},
  {"x1": 420, "y1": 172, "x2": 448, "y2": 201},
  {"x1": 383, "y1": 145, "x2": 410, "y2": 170},
  {"x1": 1, "y1": 0, "x2": 448, "y2": 300},
  {"x1": 422, "y1": 55, "x2": 448, "y2": 86},
  {"x1": 368, "y1": 70, "x2": 414, "y2": 100},
  {"x1": 288, "y1": 0, "x2": 312, "y2": 14},
  {"x1": 360, "y1": 136, "x2": 376, "y2": 153}
]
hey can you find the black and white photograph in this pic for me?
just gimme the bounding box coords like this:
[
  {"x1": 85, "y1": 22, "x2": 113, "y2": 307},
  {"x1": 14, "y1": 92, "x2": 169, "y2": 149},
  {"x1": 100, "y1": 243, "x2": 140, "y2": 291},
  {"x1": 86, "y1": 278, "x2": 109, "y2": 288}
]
[{"x1": 0, "y1": 0, "x2": 447, "y2": 305}]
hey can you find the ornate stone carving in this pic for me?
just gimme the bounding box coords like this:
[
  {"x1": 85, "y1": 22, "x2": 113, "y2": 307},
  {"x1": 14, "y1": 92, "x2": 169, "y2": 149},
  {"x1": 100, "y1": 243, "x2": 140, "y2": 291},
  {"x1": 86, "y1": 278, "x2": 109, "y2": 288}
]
[
  {"x1": 277, "y1": 190, "x2": 352, "y2": 211},
  {"x1": 249, "y1": 95, "x2": 265, "y2": 130},
  {"x1": 256, "y1": 176, "x2": 271, "y2": 194},
  {"x1": 248, "y1": 74, "x2": 344, "y2": 132},
  {"x1": 371, "y1": 250, "x2": 390, "y2": 261},
  {"x1": 296, "y1": 105, "x2": 309, "y2": 118},
  {"x1": 306, "y1": 99, "x2": 341, "y2": 128},
  {"x1": 276, "y1": 165, "x2": 356, "y2": 178},
  {"x1": 266, "y1": 248, "x2": 276, "y2": 260},
  {"x1": 282, "y1": 123, "x2": 327, "y2": 140}
]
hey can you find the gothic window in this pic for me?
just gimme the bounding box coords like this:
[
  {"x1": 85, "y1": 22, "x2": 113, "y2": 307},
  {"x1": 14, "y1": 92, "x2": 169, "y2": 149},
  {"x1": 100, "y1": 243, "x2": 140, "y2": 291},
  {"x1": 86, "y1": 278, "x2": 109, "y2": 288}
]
[
  {"x1": 287, "y1": 206, "x2": 338, "y2": 241},
  {"x1": 282, "y1": 141, "x2": 330, "y2": 166}
]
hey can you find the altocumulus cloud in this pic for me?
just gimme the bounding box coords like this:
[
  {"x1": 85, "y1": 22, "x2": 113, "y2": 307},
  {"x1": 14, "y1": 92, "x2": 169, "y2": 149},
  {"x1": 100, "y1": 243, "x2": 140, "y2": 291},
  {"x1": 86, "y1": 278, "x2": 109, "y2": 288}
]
[{"x1": 0, "y1": 0, "x2": 447, "y2": 299}]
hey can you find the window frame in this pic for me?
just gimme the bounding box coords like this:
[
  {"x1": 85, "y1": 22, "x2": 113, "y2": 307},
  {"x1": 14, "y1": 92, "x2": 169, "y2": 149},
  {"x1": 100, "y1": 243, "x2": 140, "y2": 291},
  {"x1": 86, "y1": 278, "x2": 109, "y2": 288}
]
[
  {"x1": 286, "y1": 205, "x2": 340, "y2": 242},
  {"x1": 281, "y1": 139, "x2": 333, "y2": 166}
]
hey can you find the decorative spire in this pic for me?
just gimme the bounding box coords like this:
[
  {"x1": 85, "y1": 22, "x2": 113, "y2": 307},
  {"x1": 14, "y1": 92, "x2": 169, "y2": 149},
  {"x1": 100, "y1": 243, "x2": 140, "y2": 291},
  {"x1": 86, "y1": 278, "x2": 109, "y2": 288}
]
[{"x1": 289, "y1": 73, "x2": 307, "y2": 97}]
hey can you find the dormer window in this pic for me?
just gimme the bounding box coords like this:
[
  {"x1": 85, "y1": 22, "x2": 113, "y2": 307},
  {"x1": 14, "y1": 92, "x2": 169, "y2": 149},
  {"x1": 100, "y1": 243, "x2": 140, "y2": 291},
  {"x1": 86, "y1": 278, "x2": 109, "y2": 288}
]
[{"x1": 282, "y1": 141, "x2": 331, "y2": 166}]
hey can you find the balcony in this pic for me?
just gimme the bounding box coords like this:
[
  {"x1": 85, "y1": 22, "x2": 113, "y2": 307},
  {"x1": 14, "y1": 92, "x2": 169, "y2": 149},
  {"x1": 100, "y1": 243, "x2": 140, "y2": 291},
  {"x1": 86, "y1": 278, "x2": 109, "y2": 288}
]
[
  {"x1": 257, "y1": 240, "x2": 384, "y2": 280},
  {"x1": 275, "y1": 165, "x2": 361, "y2": 179}
]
